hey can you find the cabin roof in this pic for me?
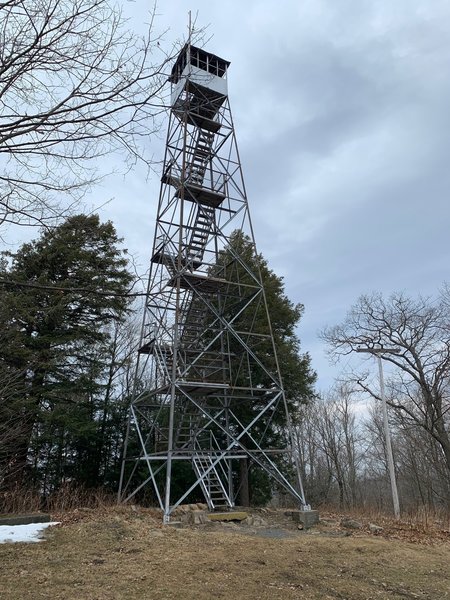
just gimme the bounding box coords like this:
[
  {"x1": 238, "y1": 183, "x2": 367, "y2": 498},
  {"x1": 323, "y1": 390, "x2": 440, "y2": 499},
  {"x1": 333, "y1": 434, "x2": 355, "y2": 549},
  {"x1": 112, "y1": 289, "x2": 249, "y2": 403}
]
[{"x1": 169, "y1": 44, "x2": 230, "y2": 83}]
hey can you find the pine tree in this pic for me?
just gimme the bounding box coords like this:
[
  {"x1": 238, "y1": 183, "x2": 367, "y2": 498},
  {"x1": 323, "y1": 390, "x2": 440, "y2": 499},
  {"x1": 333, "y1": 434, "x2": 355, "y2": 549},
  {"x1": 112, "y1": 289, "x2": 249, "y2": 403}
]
[
  {"x1": 215, "y1": 232, "x2": 316, "y2": 504},
  {"x1": 0, "y1": 215, "x2": 133, "y2": 494}
]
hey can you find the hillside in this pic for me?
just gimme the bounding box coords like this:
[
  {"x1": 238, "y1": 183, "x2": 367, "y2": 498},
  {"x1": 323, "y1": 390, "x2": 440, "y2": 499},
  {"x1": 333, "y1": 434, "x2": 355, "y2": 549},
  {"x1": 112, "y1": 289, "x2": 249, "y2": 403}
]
[{"x1": 0, "y1": 507, "x2": 449, "y2": 599}]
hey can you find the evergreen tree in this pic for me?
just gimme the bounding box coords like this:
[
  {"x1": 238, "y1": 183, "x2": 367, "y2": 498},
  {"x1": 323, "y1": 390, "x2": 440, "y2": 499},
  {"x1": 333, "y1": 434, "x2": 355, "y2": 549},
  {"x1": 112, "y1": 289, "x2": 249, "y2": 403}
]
[
  {"x1": 0, "y1": 215, "x2": 133, "y2": 494},
  {"x1": 214, "y1": 232, "x2": 316, "y2": 504},
  {"x1": 216, "y1": 231, "x2": 315, "y2": 409}
]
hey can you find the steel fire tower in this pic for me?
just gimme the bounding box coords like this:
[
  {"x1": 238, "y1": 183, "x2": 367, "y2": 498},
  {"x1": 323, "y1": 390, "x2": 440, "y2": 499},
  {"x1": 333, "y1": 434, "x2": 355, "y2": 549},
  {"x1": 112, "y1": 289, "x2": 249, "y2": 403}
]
[{"x1": 118, "y1": 44, "x2": 309, "y2": 521}]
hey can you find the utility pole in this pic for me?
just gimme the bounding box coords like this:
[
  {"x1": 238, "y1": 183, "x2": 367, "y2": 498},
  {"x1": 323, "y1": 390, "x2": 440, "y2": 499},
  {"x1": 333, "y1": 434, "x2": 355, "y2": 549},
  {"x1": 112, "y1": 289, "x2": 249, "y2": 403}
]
[{"x1": 356, "y1": 347, "x2": 401, "y2": 519}]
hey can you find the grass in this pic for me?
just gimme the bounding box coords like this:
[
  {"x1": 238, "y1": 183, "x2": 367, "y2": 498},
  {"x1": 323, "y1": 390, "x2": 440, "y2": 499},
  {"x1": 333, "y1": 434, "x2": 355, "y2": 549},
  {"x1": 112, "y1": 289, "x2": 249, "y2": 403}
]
[{"x1": 0, "y1": 506, "x2": 449, "y2": 599}]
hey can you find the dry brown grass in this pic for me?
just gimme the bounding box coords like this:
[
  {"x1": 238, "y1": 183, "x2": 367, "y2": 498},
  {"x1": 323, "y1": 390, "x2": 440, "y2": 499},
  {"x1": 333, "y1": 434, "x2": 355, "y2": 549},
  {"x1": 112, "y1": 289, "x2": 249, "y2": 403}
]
[
  {"x1": 0, "y1": 506, "x2": 449, "y2": 600},
  {"x1": 317, "y1": 502, "x2": 450, "y2": 531},
  {"x1": 0, "y1": 484, "x2": 116, "y2": 515},
  {"x1": 0, "y1": 485, "x2": 41, "y2": 515}
]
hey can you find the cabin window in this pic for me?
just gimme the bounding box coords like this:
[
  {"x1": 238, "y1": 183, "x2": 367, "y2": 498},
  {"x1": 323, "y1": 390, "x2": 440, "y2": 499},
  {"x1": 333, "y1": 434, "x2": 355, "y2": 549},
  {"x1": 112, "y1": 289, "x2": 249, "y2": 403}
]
[
  {"x1": 191, "y1": 48, "x2": 199, "y2": 68},
  {"x1": 171, "y1": 48, "x2": 228, "y2": 81},
  {"x1": 210, "y1": 57, "x2": 219, "y2": 76}
]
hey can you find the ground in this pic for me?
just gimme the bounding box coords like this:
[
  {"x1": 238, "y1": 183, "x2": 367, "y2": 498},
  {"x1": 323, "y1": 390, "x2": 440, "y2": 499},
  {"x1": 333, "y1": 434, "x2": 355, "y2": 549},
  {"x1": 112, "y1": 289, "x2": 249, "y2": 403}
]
[{"x1": 0, "y1": 506, "x2": 449, "y2": 599}]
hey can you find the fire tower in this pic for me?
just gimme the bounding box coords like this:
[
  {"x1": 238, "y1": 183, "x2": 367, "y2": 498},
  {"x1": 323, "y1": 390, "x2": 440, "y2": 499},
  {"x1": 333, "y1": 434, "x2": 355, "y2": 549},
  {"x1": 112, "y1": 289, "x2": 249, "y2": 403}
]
[{"x1": 118, "y1": 44, "x2": 309, "y2": 521}]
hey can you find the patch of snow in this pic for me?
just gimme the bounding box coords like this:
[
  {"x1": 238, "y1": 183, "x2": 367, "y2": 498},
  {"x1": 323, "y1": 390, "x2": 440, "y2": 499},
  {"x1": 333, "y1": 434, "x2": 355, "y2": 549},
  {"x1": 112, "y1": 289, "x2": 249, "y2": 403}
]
[{"x1": 0, "y1": 522, "x2": 59, "y2": 544}]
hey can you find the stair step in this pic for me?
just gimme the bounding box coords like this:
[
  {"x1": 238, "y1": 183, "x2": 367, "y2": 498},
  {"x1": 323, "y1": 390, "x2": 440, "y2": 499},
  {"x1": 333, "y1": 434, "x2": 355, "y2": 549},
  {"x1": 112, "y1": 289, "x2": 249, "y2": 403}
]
[{"x1": 191, "y1": 158, "x2": 207, "y2": 167}]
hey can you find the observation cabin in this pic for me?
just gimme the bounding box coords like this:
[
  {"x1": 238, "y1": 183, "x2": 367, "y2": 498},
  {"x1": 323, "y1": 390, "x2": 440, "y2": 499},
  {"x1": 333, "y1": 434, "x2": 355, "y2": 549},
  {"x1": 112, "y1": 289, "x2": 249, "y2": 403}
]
[{"x1": 169, "y1": 45, "x2": 230, "y2": 119}]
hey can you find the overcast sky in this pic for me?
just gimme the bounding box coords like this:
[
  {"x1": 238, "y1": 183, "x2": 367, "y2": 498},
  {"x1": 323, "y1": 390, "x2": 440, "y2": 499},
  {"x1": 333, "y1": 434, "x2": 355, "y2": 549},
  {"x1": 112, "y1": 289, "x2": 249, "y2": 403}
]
[{"x1": 7, "y1": 1, "x2": 450, "y2": 391}]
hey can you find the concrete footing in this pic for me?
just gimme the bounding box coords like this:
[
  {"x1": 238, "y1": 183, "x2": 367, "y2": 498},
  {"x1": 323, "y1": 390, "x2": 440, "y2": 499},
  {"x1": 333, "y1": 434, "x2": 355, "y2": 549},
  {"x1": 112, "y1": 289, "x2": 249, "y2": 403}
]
[
  {"x1": 207, "y1": 511, "x2": 248, "y2": 522},
  {"x1": 164, "y1": 520, "x2": 183, "y2": 528},
  {"x1": 0, "y1": 513, "x2": 51, "y2": 526},
  {"x1": 289, "y1": 510, "x2": 320, "y2": 529}
]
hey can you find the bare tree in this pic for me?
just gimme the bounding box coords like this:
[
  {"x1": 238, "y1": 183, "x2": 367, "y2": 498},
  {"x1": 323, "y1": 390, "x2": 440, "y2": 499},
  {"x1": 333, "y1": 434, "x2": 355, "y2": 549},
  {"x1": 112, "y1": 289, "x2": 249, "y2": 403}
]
[
  {"x1": 315, "y1": 387, "x2": 361, "y2": 508},
  {"x1": 321, "y1": 292, "x2": 450, "y2": 489},
  {"x1": 296, "y1": 385, "x2": 362, "y2": 508},
  {"x1": 295, "y1": 404, "x2": 333, "y2": 504},
  {"x1": 362, "y1": 403, "x2": 401, "y2": 511},
  {"x1": 363, "y1": 401, "x2": 450, "y2": 511},
  {"x1": 0, "y1": 0, "x2": 174, "y2": 228}
]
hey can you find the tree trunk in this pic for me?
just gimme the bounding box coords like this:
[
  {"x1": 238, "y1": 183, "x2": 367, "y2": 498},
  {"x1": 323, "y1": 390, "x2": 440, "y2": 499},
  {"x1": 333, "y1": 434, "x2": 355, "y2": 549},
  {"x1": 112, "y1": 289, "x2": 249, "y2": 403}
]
[{"x1": 239, "y1": 457, "x2": 250, "y2": 506}]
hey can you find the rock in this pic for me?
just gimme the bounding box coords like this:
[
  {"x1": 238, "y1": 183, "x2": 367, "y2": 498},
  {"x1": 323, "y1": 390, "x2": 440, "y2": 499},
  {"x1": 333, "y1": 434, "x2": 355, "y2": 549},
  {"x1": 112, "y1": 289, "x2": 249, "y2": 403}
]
[
  {"x1": 243, "y1": 515, "x2": 266, "y2": 527},
  {"x1": 341, "y1": 518, "x2": 363, "y2": 530},
  {"x1": 148, "y1": 529, "x2": 165, "y2": 537},
  {"x1": 369, "y1": 523, "x2": 383, "y2": 533},
  {"x1": 182, "y1": 510, "x2": 207, "y2": 525},
  {"x1": 319, "y1": 519, "x2": 339, "y2": 528},
  {"x1": 173, "y1": 504, "x2": 190, "y2": 516},
  {"x1": 186, "y1": 511, "x2": 207, "y2": 525},
  {"x1": 165, "y1": 521, "x2": 183, "y2": 529}
]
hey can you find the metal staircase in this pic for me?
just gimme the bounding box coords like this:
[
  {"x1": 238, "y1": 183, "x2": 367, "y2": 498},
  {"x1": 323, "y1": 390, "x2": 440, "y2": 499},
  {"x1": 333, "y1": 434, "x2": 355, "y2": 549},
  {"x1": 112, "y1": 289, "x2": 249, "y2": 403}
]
[
  {"x1": 187, "y1": 129, "x2": 215, "y2": 185},
  {"x1": 193, "y1": 451, "x2": 232, "y2": 510},
  {"x1": 187, "y1": 205, "x2": 215, "y2": 266}
]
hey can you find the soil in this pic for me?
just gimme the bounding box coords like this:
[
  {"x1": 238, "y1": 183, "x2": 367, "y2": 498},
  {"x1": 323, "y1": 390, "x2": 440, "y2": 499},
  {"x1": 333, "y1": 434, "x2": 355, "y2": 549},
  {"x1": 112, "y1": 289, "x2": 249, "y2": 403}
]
[{"x1": 0, "y1": 506, "x2": 449, "y2": 599}]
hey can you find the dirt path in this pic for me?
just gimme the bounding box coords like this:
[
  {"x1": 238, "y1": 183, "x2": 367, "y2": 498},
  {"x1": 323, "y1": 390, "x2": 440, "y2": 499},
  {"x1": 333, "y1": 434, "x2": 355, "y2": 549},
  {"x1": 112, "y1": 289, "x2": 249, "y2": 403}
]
[{"x1": 0, "y1": 508, "x2": 449, "y2": 599}]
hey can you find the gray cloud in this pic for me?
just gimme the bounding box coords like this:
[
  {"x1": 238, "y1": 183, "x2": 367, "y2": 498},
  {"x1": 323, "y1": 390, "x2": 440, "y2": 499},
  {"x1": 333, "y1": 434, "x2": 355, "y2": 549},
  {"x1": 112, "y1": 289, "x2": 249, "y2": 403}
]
[
  {"x1": 98, "y1": 0, "x2": 450, "y2": 389},
  {"x1": 5, "y1": 0, "x2": 450, "y2": 391}
]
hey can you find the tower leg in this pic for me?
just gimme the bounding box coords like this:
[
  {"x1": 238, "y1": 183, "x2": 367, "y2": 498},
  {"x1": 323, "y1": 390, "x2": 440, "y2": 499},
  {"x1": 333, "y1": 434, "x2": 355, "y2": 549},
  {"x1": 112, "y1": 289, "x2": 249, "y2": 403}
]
[
  {"x1": 117, "y1": 410, "x2": 131, "y2": 503},
  {"x1": 163, "y1": 378, "x2": 178, "y2": 523}
]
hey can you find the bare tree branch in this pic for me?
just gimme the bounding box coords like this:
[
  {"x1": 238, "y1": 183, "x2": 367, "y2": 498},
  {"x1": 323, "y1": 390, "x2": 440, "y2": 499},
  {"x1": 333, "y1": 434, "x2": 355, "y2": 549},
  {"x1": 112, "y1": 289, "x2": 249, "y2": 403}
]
[
  {"x1": 0, "y1": 0, "x2": 182, "y2": 227},
  {"x1": 321, "y1": 291, "x2": 450, "y2": 484}
]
